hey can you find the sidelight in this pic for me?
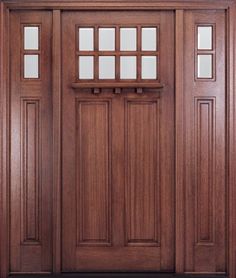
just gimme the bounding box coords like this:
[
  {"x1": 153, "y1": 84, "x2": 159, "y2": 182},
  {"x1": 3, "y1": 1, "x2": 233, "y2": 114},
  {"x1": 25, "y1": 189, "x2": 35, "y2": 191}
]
[
  {"x1": 197, "y1": 54, "x2": 212, "y2": 78},
  {"x1": 197, "y1": 26, "x2": 212, "y2": 50},
  {"x1": 24, "y1": 55, "x2": 39, "y2": 78},
  {"x1": 23, "y1": 25, "x2": 40, "y2": 79},
  {"x1": 24, "y1": 26, "x2": 39, "y2": 50},
  {"x1": 196, "y1": 24, "x2": 215, "y2": 80}
]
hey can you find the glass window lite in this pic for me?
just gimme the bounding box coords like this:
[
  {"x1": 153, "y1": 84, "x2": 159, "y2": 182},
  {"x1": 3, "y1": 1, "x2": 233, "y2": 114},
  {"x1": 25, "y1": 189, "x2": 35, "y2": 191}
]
[
  {"x1": 142, "y1": 28, "x2": 157, "y2": 51},
  {"x1": 99, "y1": 28, "x2": 115, "y2": 51},
  {"x1": 79, "y1": 56, "x2": 94, "y2": 79},
  {"x1": 79, "y1": 28, "x2": 94, "y2": 51},
  {"x1": 120, "y1": 28, "x2": 137, "y2": 51},
  {"x1": 24, "y1": 26, "x2": 39, "y2": 50},
  {"x1": 197, "y1": 55, "x2": 212, "y2": 78},
  {"x1": 99, "y1": 56, "x2": 115, "y2": 79},
  {"x1": 24, "y1": 55, "x2": 39, "y2": 78},
  {"x1": 198, "y1": 26, "x2": 212, "y2": 50}
]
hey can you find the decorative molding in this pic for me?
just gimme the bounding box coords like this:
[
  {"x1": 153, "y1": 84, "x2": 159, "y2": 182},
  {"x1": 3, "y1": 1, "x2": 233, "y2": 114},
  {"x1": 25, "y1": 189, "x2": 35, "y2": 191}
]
[
  {"x1": 125, "y1": 99, "x2": 160, "y2": 247},
  {"x1": 194, "y1": 97, "x2": 216, "y2": 246},
  {"x1": 20, "y1": 98, "x2": 42, "y2": 245},
  {"x1": 75, "y1": 99, "x2": 112, "y2": 247}
]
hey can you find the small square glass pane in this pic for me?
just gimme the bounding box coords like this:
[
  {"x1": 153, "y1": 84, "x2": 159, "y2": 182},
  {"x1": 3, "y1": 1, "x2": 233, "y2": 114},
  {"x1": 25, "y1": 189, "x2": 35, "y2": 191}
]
[
  {"x1": 142, "y1": 28, "x2": 157, "y2": 51},
  {"x1": 24, "y1": 26, "x2": 39, "y2": 50},
  {"x1": 120, "y1": 28, "x2": 137, "y2": 51},
  {"x1": 24, "y1": 55, "x2": 39, "y2": 79},
  {"x1": 79, "y1": 28, "x2": 94, "y2": 51},
  {"x1": 142, "y1": 56, "x2": 157, "y2": 79},
  {"x1": 79, "y1": 56, "x2": 94, "y2": 79},
  {"x1": 197, "y1": 55, "x2": 212, "y2": 78},
  {"x1": 198, "y1": 26, "x2": 212, "y2": 50},
  {"x1": 120, "y1": 56, "x2": 136, "y2": 79},
  {"x1": 99, "y1": 28, "x2": 115, "y2": 51},
  {"x1": 99, "y1": 56, "x2": 115, "y2": 79}
]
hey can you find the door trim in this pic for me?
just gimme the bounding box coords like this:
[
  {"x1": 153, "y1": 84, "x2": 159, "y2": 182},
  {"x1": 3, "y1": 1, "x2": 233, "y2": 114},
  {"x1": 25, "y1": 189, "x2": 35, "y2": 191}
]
[{"x1": 0, "y1": 1, "x2": 236, "y2": 278}]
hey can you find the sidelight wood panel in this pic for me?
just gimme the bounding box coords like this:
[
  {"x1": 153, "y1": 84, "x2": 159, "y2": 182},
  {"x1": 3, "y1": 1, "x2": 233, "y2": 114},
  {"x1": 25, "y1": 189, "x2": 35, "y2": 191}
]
[
  {"x1": 184, "y1": 10, "x2": 226, "y2": 273},
  {"x1": 10, "y1": 11, "x2": 52, "y2": 272},
  {"x1": 76, "y1": 100, "x2": 111, "y2": 246},
  {"x1": 21, "y1": 98, "x2": 41, "y2": 244},
  {"x1": 125, "y1": 100, "x2": 160, "y2": 247}
]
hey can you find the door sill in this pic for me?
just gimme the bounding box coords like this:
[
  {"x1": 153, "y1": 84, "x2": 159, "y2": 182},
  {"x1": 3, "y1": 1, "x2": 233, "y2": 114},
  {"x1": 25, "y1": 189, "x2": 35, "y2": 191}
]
[{"x1": 9, "y1": 273, "x2": 228, "y2": 278}]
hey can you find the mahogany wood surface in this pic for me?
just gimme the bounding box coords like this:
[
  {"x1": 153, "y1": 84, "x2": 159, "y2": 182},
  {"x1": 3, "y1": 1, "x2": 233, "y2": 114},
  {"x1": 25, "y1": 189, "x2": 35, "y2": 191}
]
[
  {"x1": 0, "y1": 1, "x2": 235, "y2": 278},
  {"x1": 62, "y1": 10, "x2": 174, "y2": 272}
]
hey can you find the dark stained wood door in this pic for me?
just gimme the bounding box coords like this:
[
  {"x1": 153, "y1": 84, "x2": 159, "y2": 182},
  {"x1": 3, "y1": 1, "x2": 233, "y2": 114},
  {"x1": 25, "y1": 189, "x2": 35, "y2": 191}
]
[
  {"x1": 9, "y1": 11, "x2": 53, "y2": 272},
  {"x1": 62, "y1": 11, "x2": 175, "y2": 271}
]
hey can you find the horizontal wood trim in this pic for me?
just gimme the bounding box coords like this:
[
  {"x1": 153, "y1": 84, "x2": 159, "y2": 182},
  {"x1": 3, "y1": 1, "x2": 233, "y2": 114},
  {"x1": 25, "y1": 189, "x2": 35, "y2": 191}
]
[
  {"x1": 8, "y1": 273, "x2": 228, "y2": 278},
  {"x1": 71, "y1": 82, "x2": 164, "y2": 89},
  {"x1": 2, "y1": 1, "x2": 233, "y2": 10}
]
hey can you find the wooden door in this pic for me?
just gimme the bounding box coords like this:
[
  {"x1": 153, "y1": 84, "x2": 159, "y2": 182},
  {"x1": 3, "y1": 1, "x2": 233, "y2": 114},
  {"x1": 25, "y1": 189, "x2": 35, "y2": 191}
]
[
  {"x1": 9, "y1": 11, "x2": 53, "y2": 272},
  {"x1": 62, "y1": 11, "x2": 175, "y2": 271}
]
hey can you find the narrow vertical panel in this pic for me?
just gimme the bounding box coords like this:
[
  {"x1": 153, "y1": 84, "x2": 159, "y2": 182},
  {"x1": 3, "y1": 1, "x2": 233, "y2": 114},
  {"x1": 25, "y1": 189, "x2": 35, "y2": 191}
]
[
  {"x1": 21, "y1": 99, "x2": 41, "y2": 244},
  {"x1": 175, "y1": 9, "x2": 185, "y2": 273},
  {"x1": 195, "y1": 98, "x2": 215, "y2": 245},
  {"x1": 76, "y1": 100, "x2": 111, "y2": 246},
  {"x1": 125, "y1": 99, "x2": 160, "y2": 247}
]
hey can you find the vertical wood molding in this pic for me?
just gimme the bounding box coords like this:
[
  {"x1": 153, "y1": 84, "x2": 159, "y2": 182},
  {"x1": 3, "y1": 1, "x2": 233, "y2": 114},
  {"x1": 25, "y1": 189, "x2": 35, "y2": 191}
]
[
  {"x1": 125, "y1": 99, "x2": 160, "y2": 247},
  {"x1": 175, "y1": 9, "x2": 185, "y2": 273},
  {"x1": 228, "y1": 4, "x2": 236, "y2": 278},
  {"x1": 75, "y1": 100, "x2": 112, "y2": 247},
  {"x1": 21, "y1": 99, "x2": 42, "y2": 244},
  {"x1": 194, "y1": 98, "x2": 215, "y2": 245},
  {"x1": 52, "y1": 9, "x2": 62, "y2": 273},
  {"x1": 0, "y1": 4, "x2": 9, "y2": 278}
]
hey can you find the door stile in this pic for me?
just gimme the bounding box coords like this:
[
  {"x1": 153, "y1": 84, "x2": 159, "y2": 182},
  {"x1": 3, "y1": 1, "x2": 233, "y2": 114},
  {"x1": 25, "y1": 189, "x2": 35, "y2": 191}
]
[
  {"x1": 175, "y1": 9, "x2": 185, "y2": 274},
  {"x1": 227, "y1": 4, "x2": 236, "y2": 278},
  {"x1": 52, "y1": 9, "x2": 62, "y2": 274},
  {"x1": 0, "y1": 4, "x2": 10, "y2": 278}
]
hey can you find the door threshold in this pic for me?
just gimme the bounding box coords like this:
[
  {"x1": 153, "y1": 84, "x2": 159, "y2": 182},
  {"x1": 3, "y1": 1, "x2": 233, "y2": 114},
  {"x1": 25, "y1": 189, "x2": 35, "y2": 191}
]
[{"x1": 9, "y1": 273, "x2": 228, "y2": 278}]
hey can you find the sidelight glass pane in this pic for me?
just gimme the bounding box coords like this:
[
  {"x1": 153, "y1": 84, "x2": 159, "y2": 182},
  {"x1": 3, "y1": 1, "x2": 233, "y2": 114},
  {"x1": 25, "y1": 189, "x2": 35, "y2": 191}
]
[
  {"x1": 197, "y1": 55, "x2": 212, "y2": 78},
  {"x1": 142, "y1": 56, "x2": 157, "y2": 79},
  {"x1": 120, "y1": 56, "x2": 136, "y2": 79},
  {"x1": 99, "y1": 28, "x2": 115, "y2": 51},
  {"x1": 198, "y1": 26, "x2": 212, "y2": 50},
  {"x1": 79, "y1": 56, "x2": 94, "y2": 79},
  {"x1": 79, "y1": 28, "x2": 94, "y2": 51},
  {"x1": 120, "y1": 28, "x2": 137, "y2": 51},
  {"x1": 142, "y1": 28, "x2": 157, "y2": 51},
  {"x1": 99, "y1": 56, "x2": 115, "y2": 79},
  {"x1": 24, "y1": 55, "x2": 39, "y2": 78},
  {"x1": 24, "y1": 26, "x2": 39, "y2": 50}
]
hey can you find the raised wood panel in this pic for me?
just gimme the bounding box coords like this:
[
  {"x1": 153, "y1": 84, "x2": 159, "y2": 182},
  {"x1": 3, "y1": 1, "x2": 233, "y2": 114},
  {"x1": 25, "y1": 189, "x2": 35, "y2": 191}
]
[
  {"x1": 194, "y1": 98, "x2": 215, "y2": 245},
  {"x1": 184, "y1": 10, "x2": 226, "y2": 273},
  {"x1": 10, "y1": 11, "x2": 53, "y2": 272},
  {"x1": 21, "y1": 98, "x2": 41, "y2": 244},
  {"x1": 125, "y1": 99, "x2": 160, "y2": 247},
  {"x1": 76, "y1": 100, "x2": 111, "y2": 246}
]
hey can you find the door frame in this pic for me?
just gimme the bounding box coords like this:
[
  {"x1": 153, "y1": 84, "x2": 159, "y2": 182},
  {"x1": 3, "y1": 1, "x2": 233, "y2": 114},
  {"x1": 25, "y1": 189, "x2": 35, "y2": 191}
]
[{"x1": 0, "y1": 1, "x2": 236, "y2": 277}]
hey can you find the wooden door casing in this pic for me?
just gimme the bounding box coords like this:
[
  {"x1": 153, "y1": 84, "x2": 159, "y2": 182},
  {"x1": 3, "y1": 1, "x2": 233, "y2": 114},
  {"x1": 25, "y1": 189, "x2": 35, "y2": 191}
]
[
  {"x1": 2, "y1": 2, "x2": 234, "y2": 277},
  {"x1": 10, "y1": 11, "x2": 53, "y2": 272},
  {"x1": 62, "y1": 11, "x2": 175, "y2": 271}
]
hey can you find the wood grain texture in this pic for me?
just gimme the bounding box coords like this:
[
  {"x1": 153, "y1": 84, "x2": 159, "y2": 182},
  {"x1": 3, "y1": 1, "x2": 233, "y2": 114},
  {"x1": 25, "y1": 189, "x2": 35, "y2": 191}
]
[
  {"x1": 62, "y1": 10, "x2": 174, "y2": 272},
  {"x1": 76, "y1": 100, "x2": 111, "y2": 246},
  {"x1": 125, "y1": 99, "x2": 160, "y2": 247},
  {"x1": 9, "y1": 11, "x2": 53, "y2": 272},
  {"x1": 21, "y1": 98, "x2": 41, "y2": 244},
  {"x1": 184, "y1": 10, "x2": 226, "y2": 273}
]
